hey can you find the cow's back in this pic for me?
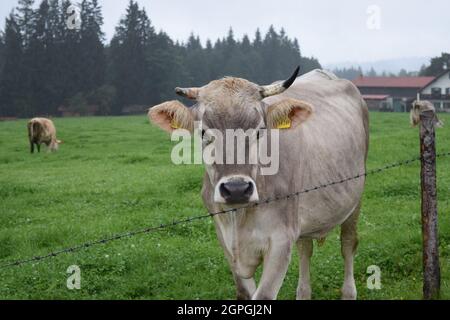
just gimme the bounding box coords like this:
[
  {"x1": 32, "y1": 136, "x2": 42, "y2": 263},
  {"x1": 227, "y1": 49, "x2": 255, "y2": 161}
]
[
  {"x1": 262, "y1": 69, "x2": 369, "y2": 238},
  {"x1": 28, "y1": 118, "x2": 56, "y2": 144}
]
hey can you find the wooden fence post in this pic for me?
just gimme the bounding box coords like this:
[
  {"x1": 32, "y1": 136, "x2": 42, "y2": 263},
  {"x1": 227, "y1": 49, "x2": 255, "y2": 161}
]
[{"x1": 412, "y1": 101, "x2": 441, "y2": 299}]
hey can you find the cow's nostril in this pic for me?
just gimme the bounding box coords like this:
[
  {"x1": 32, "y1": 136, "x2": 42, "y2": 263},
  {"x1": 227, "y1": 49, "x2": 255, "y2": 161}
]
[
  {"x1": 244, "y1": 183, "x2": 253, "y2": 196},
  {"x1": 220, "y1": 183, "x2": 231, "y2": 198}
]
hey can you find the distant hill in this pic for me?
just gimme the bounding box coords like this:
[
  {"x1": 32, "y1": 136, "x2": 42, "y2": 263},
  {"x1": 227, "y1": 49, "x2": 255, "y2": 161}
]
[{"x1": 325, "y1": 57, "x2": 431, "y2": 75}]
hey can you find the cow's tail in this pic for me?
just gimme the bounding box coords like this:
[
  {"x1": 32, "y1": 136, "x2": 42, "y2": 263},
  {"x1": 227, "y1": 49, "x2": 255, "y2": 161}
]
[
  {"x1": 32, "y1": 121, "x2": 41, "y2": 138},
  {"x1": 28, "y1": 120, "x2": 34, "y2": 139},
  {"x1": 28, "y1": 120, "x2": 41, "y2": 141}
]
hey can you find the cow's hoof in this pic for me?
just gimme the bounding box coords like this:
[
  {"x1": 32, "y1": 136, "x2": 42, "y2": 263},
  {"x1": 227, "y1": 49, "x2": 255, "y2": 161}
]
[
  {"x1": 236, "y1": 292, "x2": 252, "y2": 300},
  {"x1": 296, "y1": 286, "x2": 312, "y2": 300},
  {"x1": 251, "y1": 292, "x2": 274, "y2": 300},
  {"x1": 341, "y1": 285, "x2": 357, "y2": 300}
]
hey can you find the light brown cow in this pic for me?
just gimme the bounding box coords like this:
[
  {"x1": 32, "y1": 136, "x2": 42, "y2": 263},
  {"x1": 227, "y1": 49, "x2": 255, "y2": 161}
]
[
  {"x1": 149, "y1": 68, "x2": 369, "y2": 300},
  {"x1": 27, "y1": 117, "x2": 62, "y2": 153}
]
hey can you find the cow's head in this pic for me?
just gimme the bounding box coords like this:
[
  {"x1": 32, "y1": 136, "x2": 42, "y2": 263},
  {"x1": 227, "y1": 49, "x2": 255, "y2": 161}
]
[
  {"x1": 149, "y1": 67, "x2": 312, "y2": 205},
  {"x1": 50, "y1": 139, "x2": 63, "y2": 151}
]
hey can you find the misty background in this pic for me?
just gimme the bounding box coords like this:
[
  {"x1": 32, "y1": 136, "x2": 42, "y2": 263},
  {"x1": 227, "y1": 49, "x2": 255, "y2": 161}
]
[
  {"x1": 0, "y1": 0, "x2": 449, "y2": 117},
  {"x1": 1, "y1": 0, "x2": 449, "y2": 67}
]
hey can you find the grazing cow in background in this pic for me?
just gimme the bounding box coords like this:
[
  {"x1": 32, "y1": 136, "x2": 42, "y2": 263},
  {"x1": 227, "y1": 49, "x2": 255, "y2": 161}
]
[
  {"x1": 149, "y1": 68, "x2": 369, "y2": 300},
  {"x1": 27, "y1": 118, "x2": 62, "y2": 153}
]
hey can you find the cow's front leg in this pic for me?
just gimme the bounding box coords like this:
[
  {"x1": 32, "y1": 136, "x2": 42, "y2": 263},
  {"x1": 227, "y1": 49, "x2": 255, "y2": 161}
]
[
  {"x1": 252, "y1": 241, "x2": 292, "y2": 300},
  {"x1": 233, "y1": 273, "x2": 256, "y2": 300}
]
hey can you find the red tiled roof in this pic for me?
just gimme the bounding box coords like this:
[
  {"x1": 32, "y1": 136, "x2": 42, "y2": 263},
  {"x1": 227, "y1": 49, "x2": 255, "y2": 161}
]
[
  {"x1": 352, "y1": 76, "x2": 435, "y2": 88},
  {"x1": 362, "y1": 94, "x2": 390, "y2": 100}
]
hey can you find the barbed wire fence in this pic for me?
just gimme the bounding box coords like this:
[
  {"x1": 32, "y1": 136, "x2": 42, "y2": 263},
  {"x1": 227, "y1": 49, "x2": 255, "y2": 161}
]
[{"x1": 1, "y1": 151, "x2": 449, "y2": 271}]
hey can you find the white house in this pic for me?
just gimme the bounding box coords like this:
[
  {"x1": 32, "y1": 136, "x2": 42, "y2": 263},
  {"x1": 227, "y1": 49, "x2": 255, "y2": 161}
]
[{"x1": 419, "y1": 70, "x2": 450, "y2": 112}]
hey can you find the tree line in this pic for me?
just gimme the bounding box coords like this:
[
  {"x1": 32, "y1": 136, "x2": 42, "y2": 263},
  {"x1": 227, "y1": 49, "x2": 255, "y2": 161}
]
[
  {"x1": 333, "y1": 53, "x2": 450, "y2": 81},
  {"x1": 0, "y1": 0, "x2": 322, "y2": 118},
  {"x1": 419, "y1": 53, "x2": 450, "y2": 77},
  {"x1": 333, "y1": 66, "x2": 422, "y2": 80}
]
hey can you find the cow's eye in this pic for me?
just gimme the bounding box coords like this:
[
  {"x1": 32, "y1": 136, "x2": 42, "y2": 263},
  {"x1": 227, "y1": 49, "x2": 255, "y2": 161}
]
[
  {"x1": 257, "y1": 128, "x2": 266, "y2": 140},
  {"x1": 202, "y1": 129, "x2": 213, "y2": 145},
  {"x1": 201, "y1": 129, "x2": 215, "y2": 145}
]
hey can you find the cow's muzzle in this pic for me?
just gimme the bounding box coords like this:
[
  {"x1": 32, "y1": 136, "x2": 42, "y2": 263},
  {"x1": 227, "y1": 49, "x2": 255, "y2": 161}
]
[{"x1": 214, "y1": 176, "x2": 259, "y2": 204}]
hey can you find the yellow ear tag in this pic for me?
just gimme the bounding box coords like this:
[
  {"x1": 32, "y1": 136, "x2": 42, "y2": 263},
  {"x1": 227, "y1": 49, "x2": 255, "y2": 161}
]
[
  {"x1": 276, "y1": 118, "x2": 292, "y2": 129},
  {"x1": 170, "y1": 120, "x2": 181, "y2": 129}
]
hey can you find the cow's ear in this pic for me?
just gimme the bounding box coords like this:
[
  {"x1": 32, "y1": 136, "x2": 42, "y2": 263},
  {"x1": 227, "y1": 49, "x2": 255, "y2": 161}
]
[
  {"x1": 148, "y1": 100, "x2": 194, "y2": 133},
  {"x1": 266, "y1": 98, "x2": 313, "y2": 129}
]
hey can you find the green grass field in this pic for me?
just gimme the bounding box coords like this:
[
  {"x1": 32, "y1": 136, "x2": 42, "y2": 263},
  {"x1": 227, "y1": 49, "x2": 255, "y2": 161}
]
[{"x1": 0, "y1": 112, "x2": 449, "y2": 300}]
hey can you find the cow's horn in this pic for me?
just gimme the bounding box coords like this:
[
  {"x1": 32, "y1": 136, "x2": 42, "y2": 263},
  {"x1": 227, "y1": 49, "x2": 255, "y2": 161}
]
[
  {"x1": 175, "y1": 87, "x2": 200, "y2": 100},
  {"x1": 260, "y1": 66, "x2": 300, "y2": 98}
]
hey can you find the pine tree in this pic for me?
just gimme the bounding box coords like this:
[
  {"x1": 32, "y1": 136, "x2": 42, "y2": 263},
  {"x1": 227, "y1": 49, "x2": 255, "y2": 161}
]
[
  {"x1": 253, "y1": 28, "x2": 262, "y2": 49},
  {"x1": 221, "y1": 27, "x2": 243, "y2": 76},
  {"x1": 59, "y1": 0, "x2": 83, "y2": 104},
  {"x1": 367, "y1": 67, "x2": 377, "y2": 77},
  {"x1": 25, "y1": 0, "x2": 50, "y2": 116},
  {"x1": 45, "y1": 0, "x2": 67, "y2": 115},
  {"x1": 14, "y1": 0, "x2": 36, "y2": 116},
  {"x1": 0, "y1": 14, "x2": 25, "y2": 116},
  {"x1": 184, "y1": 33, "x2": 209, "y2": 85},
  {"x1": 147, "y1": 31, "x2": 186, "y2": 102},
  {"x1": 238, "y1": 34, "x2": 256, "y2": 80},
  {"x1": 15, "y1": 0, "x2": 35, "y2": 47},
  {"x1": 109, "y1": 0, "x2": 154, "y2": 114},
  {"x1": 79, "y1": 0, "x2": 106, "y2": 93},
  {"x1": 261, "y1": 26, "x2": 283, "y2": 82},
  {"x1": 0, "y1": 34, "x2": 5, "y2": 71},
  {"x1": 420, "y1": 53, "x2": 450, "y2": 76},
  {"x1": 398, "y1": 69, "x2": 408, "y2": 77}
]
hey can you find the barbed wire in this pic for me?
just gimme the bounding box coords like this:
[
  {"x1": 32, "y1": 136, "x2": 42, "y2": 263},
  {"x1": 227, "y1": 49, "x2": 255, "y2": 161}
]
[{"x1": 1, "y1": 151, "x2": 449, "y2": 270}]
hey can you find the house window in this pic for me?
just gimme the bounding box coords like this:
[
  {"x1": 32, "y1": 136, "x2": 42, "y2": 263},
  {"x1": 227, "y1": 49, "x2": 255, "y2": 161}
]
[
  {"x1": 444, "y1": 102, "x2": 450, "y2": 110},
  {"x1": 433, "y1": 102, "x2": 442, "y2": 110},
  {"x1": 446, "y1": 88, "x2": 450, "y2": 95},
  {"x1": 431, "y1": 87, "x2": 442, "y2": 95}
]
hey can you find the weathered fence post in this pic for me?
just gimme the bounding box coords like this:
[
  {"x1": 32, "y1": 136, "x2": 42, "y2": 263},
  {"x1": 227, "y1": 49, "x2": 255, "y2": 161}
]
[{"x1": 411, "y1": 100, "x2": 441, "y2": 300}]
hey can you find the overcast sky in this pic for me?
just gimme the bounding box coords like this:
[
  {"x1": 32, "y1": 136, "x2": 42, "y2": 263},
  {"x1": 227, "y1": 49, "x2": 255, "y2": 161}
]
[{"x1": 1, "y1": 0, "x2": 449, "y2": 65}]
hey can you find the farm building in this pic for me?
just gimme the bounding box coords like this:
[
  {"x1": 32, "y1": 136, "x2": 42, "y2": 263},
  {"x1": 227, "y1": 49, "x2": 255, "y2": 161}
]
[
  {"x1": 418, "y1": 70, "x2": 450, "y2": 112},
  {"x1": 353, "y1": 71, "x2": 450, "y2": 112},
  {"x1": 352, "y1": 75, "x2": 435, "y2": 112}
]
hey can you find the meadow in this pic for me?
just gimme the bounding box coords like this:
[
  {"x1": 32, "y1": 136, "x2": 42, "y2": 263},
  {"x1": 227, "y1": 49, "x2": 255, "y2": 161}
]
[{"x1": 0, "y1": 112, "x2": 449, "y2": 300}]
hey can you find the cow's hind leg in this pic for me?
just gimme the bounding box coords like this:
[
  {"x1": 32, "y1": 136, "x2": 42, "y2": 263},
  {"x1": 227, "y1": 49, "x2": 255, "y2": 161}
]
[
  {"x1": 37, "y1": 144, "x2": 41, "y2": 153},
  {"x1": 340, "y1": 203, "x2": 361, "y2": 300},
  {"x1": 233, "y1": 273, "x2": 256, "y2": 300},
  {"x1": 296, "y1": 238, "x2": 313, "y2": 300}
]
